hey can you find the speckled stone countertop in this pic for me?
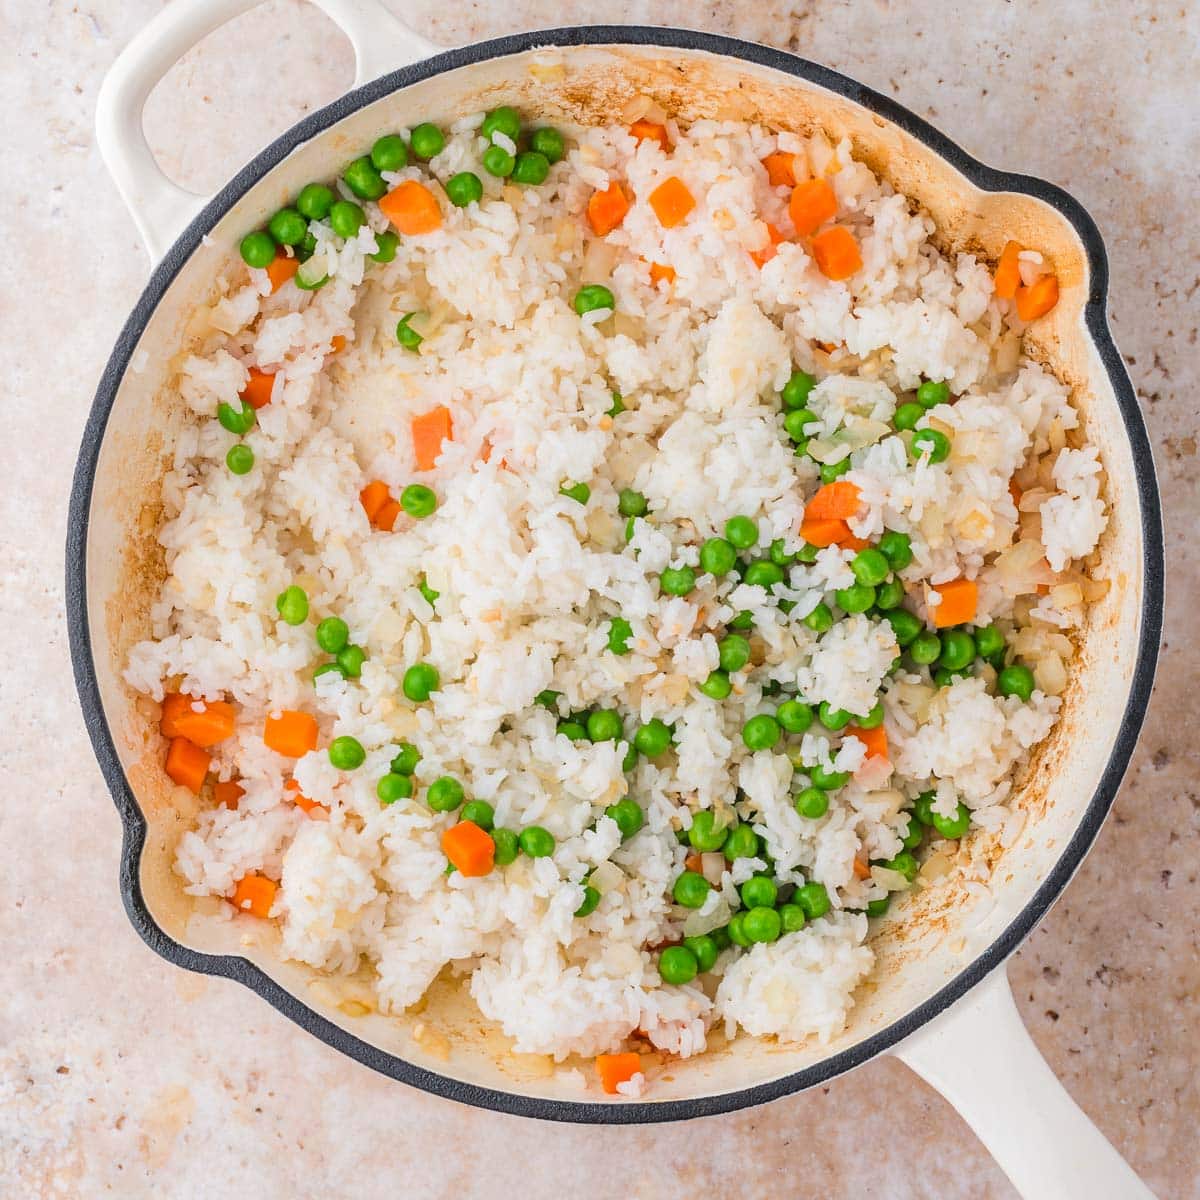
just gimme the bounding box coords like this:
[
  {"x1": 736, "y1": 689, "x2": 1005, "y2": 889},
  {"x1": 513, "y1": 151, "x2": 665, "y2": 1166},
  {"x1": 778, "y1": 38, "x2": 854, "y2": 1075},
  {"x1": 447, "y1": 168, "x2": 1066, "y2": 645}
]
[{"x1": 2, "y1": 1, "x2": 1196, "y2": 1196}]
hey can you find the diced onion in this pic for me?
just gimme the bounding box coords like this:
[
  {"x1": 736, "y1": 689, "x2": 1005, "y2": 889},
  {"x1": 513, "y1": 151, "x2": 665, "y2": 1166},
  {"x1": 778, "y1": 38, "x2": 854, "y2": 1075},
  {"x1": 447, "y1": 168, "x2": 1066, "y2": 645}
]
[{"x1": 683, "y1": 895, "x2": 731, "y2": 937}]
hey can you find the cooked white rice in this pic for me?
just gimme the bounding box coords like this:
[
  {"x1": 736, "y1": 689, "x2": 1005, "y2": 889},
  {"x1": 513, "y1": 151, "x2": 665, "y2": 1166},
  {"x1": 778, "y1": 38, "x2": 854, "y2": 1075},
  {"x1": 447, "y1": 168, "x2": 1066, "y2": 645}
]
[{"x1": 125, "y1": 112, "x2": 1107, "y2": 1083}]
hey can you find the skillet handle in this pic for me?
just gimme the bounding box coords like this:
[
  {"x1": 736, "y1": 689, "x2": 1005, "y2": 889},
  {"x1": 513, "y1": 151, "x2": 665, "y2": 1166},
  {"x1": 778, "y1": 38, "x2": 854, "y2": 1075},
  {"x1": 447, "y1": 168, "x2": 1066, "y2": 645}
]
[
  {"x1": 95, "y1": 0, "x2": 436, "y2": 262},
  {"x1": 892, "y1": 968, "x2": 1157, "y2": 1199}
]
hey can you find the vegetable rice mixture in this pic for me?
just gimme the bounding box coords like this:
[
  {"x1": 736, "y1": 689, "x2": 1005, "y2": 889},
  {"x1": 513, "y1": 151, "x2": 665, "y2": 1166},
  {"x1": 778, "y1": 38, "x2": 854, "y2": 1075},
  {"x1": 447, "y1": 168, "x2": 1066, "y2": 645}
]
[{"x1": 127, "y1": 100, "x2": 1107, "y2": 1097}]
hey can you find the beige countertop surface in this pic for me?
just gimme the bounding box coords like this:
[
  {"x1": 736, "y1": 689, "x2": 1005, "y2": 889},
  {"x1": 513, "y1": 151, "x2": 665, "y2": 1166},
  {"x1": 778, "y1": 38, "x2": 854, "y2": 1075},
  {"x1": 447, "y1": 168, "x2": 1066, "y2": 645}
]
[{"x1": 2, "y1": 1, "x2": 1196, "y2": 1196}]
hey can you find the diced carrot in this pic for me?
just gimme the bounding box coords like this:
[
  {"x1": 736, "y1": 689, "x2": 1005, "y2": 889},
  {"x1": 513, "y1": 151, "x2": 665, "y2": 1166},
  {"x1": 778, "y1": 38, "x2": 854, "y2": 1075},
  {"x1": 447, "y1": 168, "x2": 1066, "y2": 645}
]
[
  {"x1": 993, "y1": 240, "x2": 1024, "y2": 300},
  {"x1": 815, "y1": 340, "x2": 840, "y2": 354},
  {"x1": 587, "y1": 182, "x2": 630, "y2": 237},
  {"x1": 762, "y1": 151, "x2": 797, "y2": 188},
  {"x1": 360, "y1": 480, "x2": 391, "y2": 523},
  {"x1": 1009, "y1": 478, "x2": 1022, "y2": 507},
  {"x1": 285, "y1": 778, "x2": 327, "y2": 816},
  {"x1": 852, "y1": 857, "x2": 871, "y2": 881},
  {"x1": 412, "y1": 405, "x2": 453, "y2": 471},
  {"x1": 930, "y1": 578, "x2": 978, "y2": 628},
  {"x1": 265, "y1": 252, "x2": 299, "y2": 293},
  {"x1": 648, "y1": 261, "x2": 676, "y2": 286},
  {"x1": 231, "y1": 873, "x2": 277, "y2": 919},
  {"x1": 842, "y1": 533, "x2": 870, "y2": 552},
  {"x1": 648, "y1": 176, "x2": 695, "y2": 229},
  {"x1": 441, "y1": 820, "x2": 496, "y2": 877},
  {"x1": 379, "y1": 180, "x2": 442, "y2": 235},
  {"x1": 749, "y1": 223, "x2": 786, "y2": 268},
  {"x1": 629, "y1": 120, "x2": 670, "y2": 151},
  {"x1": 811, "y1": 225, "x2": 862, "y2": 280},
  {"x1": 1015, "y1": 273, "x2": 1060, "y2": 322},
  {"x1": 375, "y1": 499, "x2": 402, "y2": 532},
  {"x1": 330, "y1": 334, "x2": 346, "y2": 354},
  {"x1": 798, "y1": 517, "x2": 852, "y2": 548},
  {"x1": 240, "y1": 367, "x2": 276, "y2": 410},
  {"x1": 805, "y1": 481, "x2": 862, "y2": 521},
  {"x1": 159, "y1": 693, "x2": 235, "y2": 747},
  {"x1": 789, "y1": 178, "x2": 838, "y2": 236},
  {"x1": 846, "y1": 724, "x2": 888, "y2": 761},
  {"x1": 213, "y1": 779, "x2": 245, "y2": 810},
  {"x1": 165, "y1": 736, "x2": 210, "y2": 795},
  {"x1": 596, "y1": 1052, "x2": 642, "y2": 1094},
  {"x1": 263, "y1": 710, "x2": 319, "y2": 758},
  {"x1": 684, "y1": 853, "x2": 703, "y2": 874}
]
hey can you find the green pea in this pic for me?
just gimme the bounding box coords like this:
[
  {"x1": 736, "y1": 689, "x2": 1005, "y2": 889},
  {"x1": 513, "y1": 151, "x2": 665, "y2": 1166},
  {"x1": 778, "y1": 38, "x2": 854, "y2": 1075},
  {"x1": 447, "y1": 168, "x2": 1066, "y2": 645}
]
[
  {"x1": 368, "y1": 134, "x2": 408, "y2": 173},
  {"x1": 607, "y1": 391, "x2": 625, "y2": 417},
  {"x1": 794, "y1": 786, "x2": 829, "y2": 819},
  {"x1": 779, "y1": 903, "x2": 807, "y2": 934},
  {"x1": 481, "y1": 105, "x2": 521, "y2": 140},
  {"x1": 820, "y1": 458, "x2": 852, "y2": 483},
  {"x1": 329, "y1": 200, "x2": 365, "y2": 238},
  {"x1": 391, "y1": 743, "x2": 420, "y2": 775},
  {"x1": 335, "y1": 644, "x2": 365, "y2": 678},
  {"x1": 369, "y1": 230, "x2": 399, "y2": 263},
  {"x1": 776, "y1": 699, "x2": 814, "y2": 734},
  {"x1": 796, "y1": 542, "x2": 820, "y2": 564},
  {"x1": 910, "y1": 631, "x2": 942, "y2": 666},
  {"x1": 883, "y1": 849, "x2": 918, "y2": 883},
  {"x1": 851, "y1": 549, "x2": 890, "y2": 588},
  {"x1": 998, "y1": 664, "x2": 1036, "y2": 701},
  {"x1": 418, "y1": 577, "x2": 439, "y2": 607},
  {"x1": 461, "y1": 800, "x2": 495, "y2": 830},
  {"x1": 574, "y1": 884, "x2": 601, "y2": 919},
  {"x1": 617, "y1": 489, "x2": 647, "y2": 518},
  {"x1": 723, "y1": 824, "x2": 760, "y2": 861},
  {"x1": 328, "y1": 735, "x2": 365, "y2": 770},
  {"x1": 559, "y1": 480, "x2": 590, "y2": 505},
  {"x1": 275, "y1": 585, "x2": 309, "y2": 626},
  {"x1": 573, "y1": 284, "x2": 614, "y2": 316},
  {"x1": 408, "y1": 123, "x2": 444, "y2": 160},
  {"x1": 557, "y1": 720, "x2": 587, "y2": 741},
  {"x1": 742, "y1": 714, "x2": 782, "y2": 751},
  {"x1": 403, "y1": 662, "x2": 439, "y2": 701},
  {"x1": 511, "y1": 151, "x2": 550, "y2": 185},
  {"x1": 313, "y1": 662, "x2": 344, "y2": 681},
  {"x1": 873, "y1": 578, "x2": 903, "y2": 611},
  {"x1": 894, "y1": 400, "x2": 925, "y2": 432},
  {"x1": 294, "y1": 262, "x2": 328, "y2": 290},
  {"x1": 377, "y1": 773, "x2": 413, "y2": 804},
  {"x1": 937, "y1": 662, "x2": 962, "y2": 685},
  {"x1": 939, "y1": 629, "x2": 976, "y2": 672},
  {"x1": 744, "y1": 906, "x2": 782, "y2": 943},
  {"x1": 794, "y1": 881, "x2": 833, "y2": 923},
  {"x1": 529, "y1": 126, "x2": 565, "y2": 162},
  {"x1": 672, "y1": 870, "x2": 711, "y2": 909},
  {"x1": 621, "y1": 740, "x2": 635, "y2": 774},
  {"x1": 810, "y1": 763, "x2": 850, "y2": 790},
  {"x1": 624, "y1": 516, "x2": 639, "y2": 543},
  {"x1": 878, "y1": 530, "x2": 913, "y2": 570},
  {"x1": 683, "y1": 934, "x2": 718, "y2": 973},
  {"x1": 716, "y1": 635, "x2": 750, "y2": 674},
  {"x1": 912, "y1": 792, "x2": 936, "y2": 826},
  {"x1": 400, "y1": 483, "x2": 437, "y2": 518},
  {"x1": 297, "y1": 230, "x2": 318, "y2": 261},
  {"x1": 605, "y1": 797, "x2": 644, "y2": 839},
  {"x1": 728, "y1": 911, "x2": 752, "y2": 947},
  {"x1": 687, "y1": 811, "x2": 728, "y2": 853},
  {"x1": 740, "y1": 875, "x2": 777, "y2": 909},
  {"x1": 239, "y1": 230, "x2": 276, "y2": 268},
  {"x1": 818, "y1": 702, "x2": 852, "y2": 732},
  {"x1": 427, "y1": 776, "x2": 464, "y2": 812},
  {"x1": 784, "y1": 408, "x2": 817, "y2": 443},
  {"x1": 659, "y1": 566, "x2": 696, "y2": 597},
  {"x1": 902, "y1": 819, "x2": 924, "y2": 850},
  {"x1": 836, "y1": 582, "x2": 876, "y2": 613},
  {"x1": 217, "y1": 400, "x2": 256, "y2": 436},
  {"x1": 482, "y1": 144, "x2": 515, "y2": 177},
  {"x1": 804, "y1": 602, "x2": 834, "y2": 634},
  {"x1": 931, "y1": 802, "x2": 971, "y2": 840},
  {"x1": 296, "y1": 183, "x2": 335, "y2": 220},
  {"x1": 744, "y1": 560, "x2": 785, "y2": 589},
  {"x1": 633, "y1": 719, "x2": 672, "y2": 757},
  {"x1": 855, "y1": 701, "x2": 885, "y2": 730},
  {"x1": 699, "y1": 671, "x2": 732, "y2": 700},
  {"x1": 344, "y1": 156, "x2": 386, "y2": 200},
  {"x1": 268, "y1": 207, "x2": 307, "y2": 246},
  {"x1": 699, "y1": 537, "x2": 736, "y2": 577},
  {"x1": 887, "y1": 608, "x2": 923, "y2": 648},
  {"x1": 445, "y1": 171, "x2": 483, "y2": 207},
  {"x1": 724, "y1": 515, "x2": 758, "y2": 549},
  {"x1": 534, "y1": 689, "x2": 561, "y2": 710},
  {"x1": 917, "y1": 379, "x2": 951, "y2": 409},
  {"x1": 226, "y1": 444, "x2": 254, "y2": 475},
  {"x1": 491, "y1": 827, "x2": 519, "y2": 866},
  {"x1": 729, "y1": 610, "x2": 754, "y2": 630},
  {"x1": 866, "y1": 896, "x2": 891, "y2": 917},
  {"x1": 911, "y1": 428, "x2": 951, "y2": 464},
  {"x1": 607, "y1": 617, "x2": 633, "y2": 656},
  {"x1": 781, "y1": 370, "x2": 816, "y2": 409},
  {"x1": 586, "y1": 709, "x2": 622, "y2": 743},
  {"x1": 975, "y1": 624, "x2": 1006, "y2": 663},
  {"x1": 769, "y1": 539, "x2": 797, "y2": 568},
  {"x1": 396, "y1": 313, "x2": 423, "y2": 351},
  {"x1": 659, "y1": 944, "x2": 698, "y2": 985},
  {"x1": 710, "y1": 924, "x2": 732, "y2": 951}
]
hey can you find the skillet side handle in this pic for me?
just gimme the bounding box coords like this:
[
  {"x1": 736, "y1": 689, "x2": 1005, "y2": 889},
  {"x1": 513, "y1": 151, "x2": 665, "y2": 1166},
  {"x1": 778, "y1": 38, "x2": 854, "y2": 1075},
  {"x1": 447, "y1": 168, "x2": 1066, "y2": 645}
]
[
  {"x1": 95, "y1": 0, "x2": 436, "y2": 263},
  {"x1": 893, "y1": 968, "x2": 1157, "y2": 1200}
]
